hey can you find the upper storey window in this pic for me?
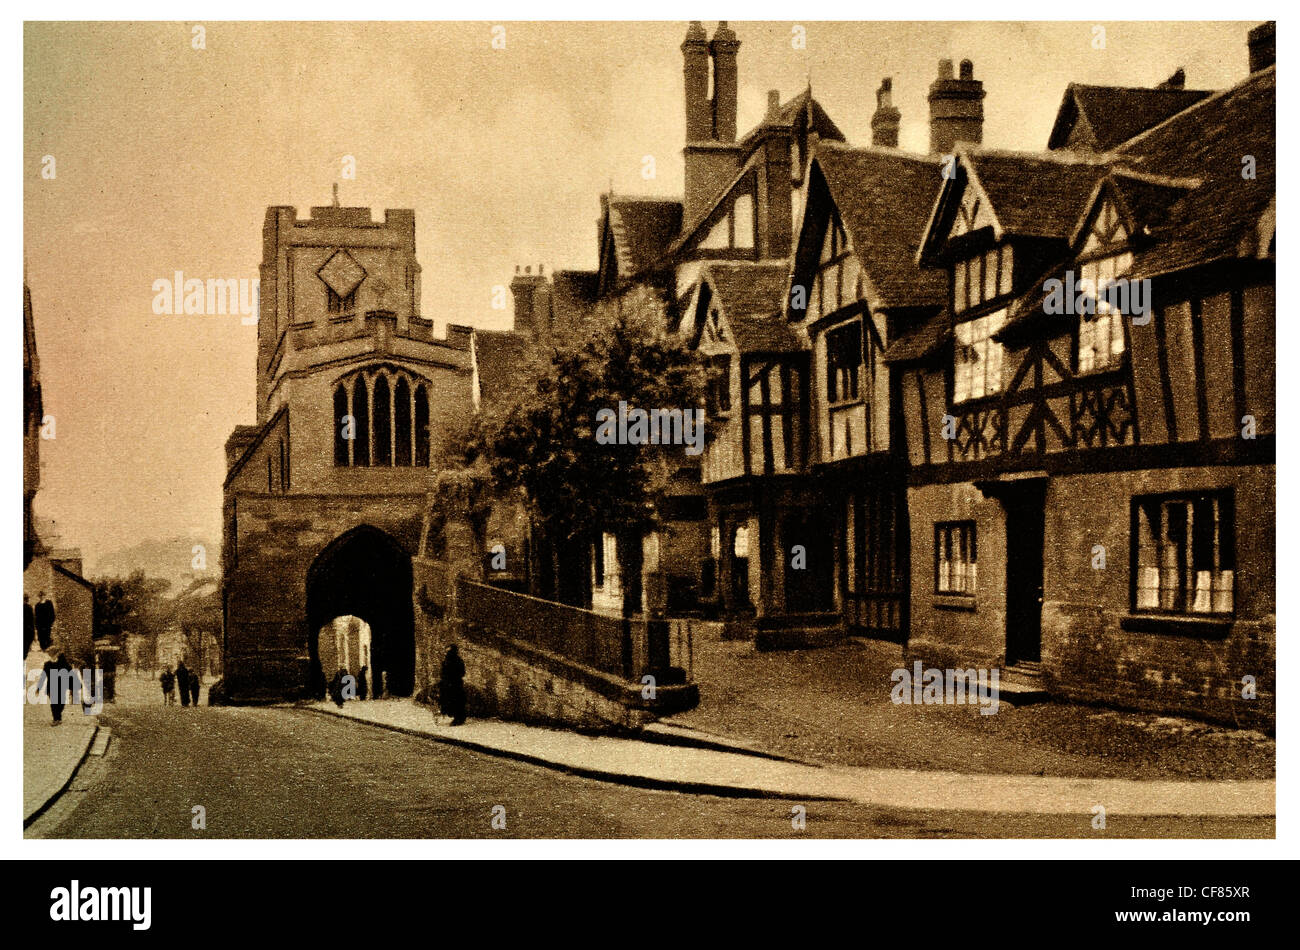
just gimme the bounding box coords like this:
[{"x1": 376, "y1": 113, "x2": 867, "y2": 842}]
[
  {"x1": 804, "y1": 212, "x2": 862, "y2": 324},
  {"x1": 951, "y1": 242, "x2": 1013, "y2": 404},
  {"x1": 953, "y1": 245, "x2": 1012, "y2": 315},
  {"x1": 334, "y1": 368, "x2": 430, "y2": 467},
  {"x1": 1076, "y1": 199, "x2": 1133, "y2": 374}
]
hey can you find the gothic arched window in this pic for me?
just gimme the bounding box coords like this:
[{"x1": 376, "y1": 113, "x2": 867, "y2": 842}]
[
  {"x1": 373, "y1": 375, "x2": 392, "y2": 466},
  {"x1": 334, "y1": 368, "x2": 431, "y2": 467},
  {"x1": 352, "y1": 376, "x2": 371, "y2": 466},
  {"x1": 394, "y1": 376, "x2": 412, "y2": 466},
  {"x1": 414, "y1": 384, "x2": 430, "y2": 467}
]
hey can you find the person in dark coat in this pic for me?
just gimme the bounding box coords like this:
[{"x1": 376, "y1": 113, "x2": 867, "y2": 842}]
[
  {"x1": 176, "y1": 661, "x2": 190, "y2": 707},
  {"x1": 189, "y1": 666, "x2": 201, "y2": 706},
  {"x1": 34, "y1": 592, "x2": 55, "y2": 651},
  {"x1": 160, "y1": 667, "x2": 175, "y2": 705},
  {"x1": 23, "y1": 594, "x2": 35, "y2": 658},
  {"x1": 439, "y1": 645, "x2": 467, "y2": 726},
  {"x1": 39, "y1": 653, "x2": 78, "y2": 725},
  {"x1": 328, "y1": 668, "x2": 346, "y2": 708},
  {"x1": 356, "y1": 664, "x2": 368, "y2": 701}
]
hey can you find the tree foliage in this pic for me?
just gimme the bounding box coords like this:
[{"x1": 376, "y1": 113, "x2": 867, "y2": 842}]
[{"x1": 468, "y1": 287, "x2": 706, "y2": 544}]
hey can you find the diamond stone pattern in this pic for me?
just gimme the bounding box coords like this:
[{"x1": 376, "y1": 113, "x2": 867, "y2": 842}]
[{"x1": 317, "y1": 250, "x2": 366, "y2": 298}]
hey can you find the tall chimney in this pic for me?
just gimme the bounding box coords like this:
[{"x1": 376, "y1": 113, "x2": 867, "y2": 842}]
[
  {"x1": 928, "y1": 58, "x2": 985, "y2": 154},
  {"x1": 1248, "y1": 21, "x2": 1275, "y2": 73},
  {"x1": 710, "y1": 22, "x2": 740, "y2": 142},
  {"x1": 871, "y1": 78, "x2": 901, "y2": 147},
  {"x1": 682, "y1": 21, "x2": 711, "y2": 143},
  {"x1": 510, "y1": 265, "x2": 546, "y2": 340}
]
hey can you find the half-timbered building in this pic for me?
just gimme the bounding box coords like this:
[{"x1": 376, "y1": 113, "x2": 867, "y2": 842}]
[{"x1": 891, "y1": 29, "x2": 1274, "y2": 727}]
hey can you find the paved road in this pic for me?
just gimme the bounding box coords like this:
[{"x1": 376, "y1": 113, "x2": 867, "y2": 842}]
[{"x1": 29, "y1": 706, "x2": 1274, "y2": 839}]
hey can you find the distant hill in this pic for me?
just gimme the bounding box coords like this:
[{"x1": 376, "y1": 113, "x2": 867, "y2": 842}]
[{"x1": 91, "y1": 536, "x2": 220, "y2": 592}]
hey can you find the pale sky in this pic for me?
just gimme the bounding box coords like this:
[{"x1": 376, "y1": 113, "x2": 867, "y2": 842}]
[{"x1": 23, "y1": 20, "x2": 1258, "y2": 568}]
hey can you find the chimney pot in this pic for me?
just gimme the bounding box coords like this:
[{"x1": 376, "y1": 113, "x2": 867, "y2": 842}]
[
  {"x1": 938, "y1": 59, "x2": 954, "y2": 80},
  {"x1": 929, "y1": 56, "x2": 985, "y2": 155},
  {"x1": 959, "y1": 59, "x2": 974, "y2": 80},
  {"x1": 524, "y1": 266, "x2": 531, "y2": 275},
  {"x1": 871, "y1": 77, "x2": 902, "y2": 148}
]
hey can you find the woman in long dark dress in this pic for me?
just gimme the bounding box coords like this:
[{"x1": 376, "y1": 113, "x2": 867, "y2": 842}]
[{"x1": 438, "y1": 645, "x2": 466, "y2": 726}]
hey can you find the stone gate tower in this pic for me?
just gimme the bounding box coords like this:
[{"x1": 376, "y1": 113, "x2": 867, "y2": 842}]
[{"x1": 220, "y1": 204, "x2": 474, "y2": 702}]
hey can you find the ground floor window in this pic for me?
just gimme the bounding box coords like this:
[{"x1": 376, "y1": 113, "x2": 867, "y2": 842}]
[
  {"x1": 935, "y1": 521, "x2": 977, "y2": 595},
  {"x1": 1134, "y1": 491, "x2": 1234, "y2": 614}
]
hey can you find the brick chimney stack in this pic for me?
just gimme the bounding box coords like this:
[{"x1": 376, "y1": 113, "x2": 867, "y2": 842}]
[
  {"x1": 710, "y1": 21, "x2": 740, "y2": 142},
  {"x1": 928, "y1": 58, "x2": 985, "y2": 154},
  {"x1": 682, "y1": 21, "x2": 743, "y2": 223},
  {"x1": 1248, "y1": 21, "x2": 1275, "y2": 73},
  {"x1": 682, "y1": 21, "x2": 711, "y2": 142},
  {"x1": 871, "y1": 77, "x2": 901, "y2": 147},
  {"x1": 510, "y1": 264, "x2": 548, "y2": 340}
]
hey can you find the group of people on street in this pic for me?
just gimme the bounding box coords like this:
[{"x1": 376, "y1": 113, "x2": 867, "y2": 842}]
[
  {"x1": 23, "y1": 590, "x2": 56, "y2": 657},
  {"x1": 319, "y1": 645, "x2": 467, "y2": 726},
  {"x1": 327, "y1": 664, "x2": 370, "y2": 707},
  {"x1": 160, "y1": 661, "x2": 202, "y2": 707}
]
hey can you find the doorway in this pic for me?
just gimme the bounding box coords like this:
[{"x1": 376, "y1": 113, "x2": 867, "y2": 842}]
[{"x1": 1003, "y1": 482, "x2": 1046, "y2": 665}]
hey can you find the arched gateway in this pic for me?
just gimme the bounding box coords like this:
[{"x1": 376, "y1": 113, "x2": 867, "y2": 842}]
[
  {"x1": 219, "y1": 203, "x2": 475, "y2": 702},
  {"x1": 306, "y1": 526, "x2": 415, "y2": 697}
]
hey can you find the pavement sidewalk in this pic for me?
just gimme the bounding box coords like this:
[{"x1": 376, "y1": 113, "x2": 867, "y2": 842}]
[
  {"x1": 23, "y1": 701, "x2": 99, "y2": 826},
  {"x1": 302, "y1": 699, "x2": 1275, "y2": 817}
]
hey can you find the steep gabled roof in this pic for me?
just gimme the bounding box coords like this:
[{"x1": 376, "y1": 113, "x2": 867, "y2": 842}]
[
  {"x1": 1114, "y1": 65, "x2": 1275, "y2": 278},
  {"x1": 738, "y1": 87, "x2": 844, "y2": 153},
  {"x1": 602, "y1": 195, "x2": 683, "y2": 281},
  {"x1": 812, "y1": 143, "x2": 949, "y2": 309},
  {"x1": 1048, "y1": 83, "x2": 1213, "y2": 151},
  {"x1": 696, "y1": 262, "x2": 801, "y2": 353},
  {"x1": 962, "y1": 149, "x2": 1112, "y2": 241}
]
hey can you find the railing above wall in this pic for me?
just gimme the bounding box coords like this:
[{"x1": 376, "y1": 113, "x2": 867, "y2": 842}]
[{"x1": 456, "y1": 578, "x2": 635, "y2": 679}]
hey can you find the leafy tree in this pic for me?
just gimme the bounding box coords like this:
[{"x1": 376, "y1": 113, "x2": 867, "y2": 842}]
[
  {"x1": 467, "y1": 286, "x2": 706, "y2": 609},
  {"x1": 92, "y1": 571, "x2": 171, "y2": 670}
]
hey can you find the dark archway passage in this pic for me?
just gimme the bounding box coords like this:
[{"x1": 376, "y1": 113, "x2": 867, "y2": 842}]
[{"x1": 305, "y1": 525, "x2": 415, "y2": 697}]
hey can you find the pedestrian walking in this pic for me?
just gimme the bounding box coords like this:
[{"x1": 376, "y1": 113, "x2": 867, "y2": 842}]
[
  {"x1": 328, "y1": 668, "x2": 346, "y2": 708},
  {"x1": 23, "y1": 593, "x2": 35, "y2": 658},
  {"x1": 39, "y1": 653, "x2": 79, "y2": 725},
  {"x1": 356, "y1": 664, "x2": 368, "y2": 701},
  {"x1": 160, "y1": 667, "x2": 175, "y2": 705},
  {"x1": 34, "y1": 591, "x2": 55, "y2": 652},
  {"x1": 189, "y1": 667, "x2": 201, "y2": 706},
  {"x1": 439, "y1": 644, "x2": 467, "y2": 726},
  {"x1": 176, "y1": 661, "x2": 191, "y2": 707}
]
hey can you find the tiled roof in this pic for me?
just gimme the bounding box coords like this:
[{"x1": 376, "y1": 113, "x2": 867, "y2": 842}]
[
  {"x1": 606, "y1": 197, "x2": 683, "y2": 278},
  {"x1": 882, "y1": 309, "x2": 951, "y2": 364},
  {"x1": 965, "y1": 149, "x2": 1111, "y2": 240},
  {"x1": 815, "y1": 144, "x2": 949, "y2": 309},
  {"x1": 738, "y1": 88, "x2": 845, "y2": 152},
  {"x1": 703, "y1": 262, "x2": 802, "y2": 353},
  {"x1": 1048, "y1": 84, "x2": 1213, "y2": 151},
  {"x1": 1115, "y1": 65, "x2": 1275, "y2": 279}
]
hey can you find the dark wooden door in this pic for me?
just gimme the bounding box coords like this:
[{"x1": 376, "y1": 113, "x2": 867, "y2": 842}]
[{"x1": 1004, "y1": 482, "x2": 1046, "y2": 664}]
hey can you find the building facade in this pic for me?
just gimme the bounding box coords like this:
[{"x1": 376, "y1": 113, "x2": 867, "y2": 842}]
[{"x1": 221, "y1": 203, "x2": 476, "y2": 701}]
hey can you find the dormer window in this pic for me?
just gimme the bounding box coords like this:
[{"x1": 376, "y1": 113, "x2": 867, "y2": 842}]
[
  {"x1": 1076, "y1": 199, "x2": 1133, "y2": 374},
  {"x1": 953, "y1": 245, "x2": 1012, "y2": 314}
]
